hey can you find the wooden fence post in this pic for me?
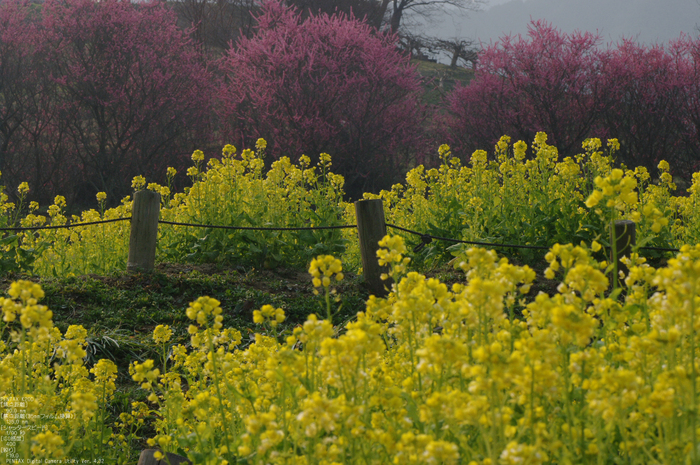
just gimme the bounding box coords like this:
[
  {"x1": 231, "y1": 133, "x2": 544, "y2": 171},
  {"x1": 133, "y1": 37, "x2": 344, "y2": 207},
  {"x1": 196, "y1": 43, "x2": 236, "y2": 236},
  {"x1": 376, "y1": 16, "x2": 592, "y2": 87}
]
[
  {"x1": 127, "y1": 190, "x2": 161, "y2": 273},
  {"x1": 355, "y1": 199, "x2": 389, "y2": 297},
  {"x1": 138, "y1": 449, "x2": 192, "y2": 465},
  {"x1": 612, "y1": 219, "x2": 636, "y2": 281}
]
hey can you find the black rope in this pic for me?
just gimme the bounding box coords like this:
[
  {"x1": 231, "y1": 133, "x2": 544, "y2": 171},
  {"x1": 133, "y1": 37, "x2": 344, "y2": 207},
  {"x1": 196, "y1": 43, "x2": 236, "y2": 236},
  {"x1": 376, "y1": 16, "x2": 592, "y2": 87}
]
[
  {"x1": 0, "y1": 214, "x2": 683, "y2": 254},
  {"x1": 639, "y1": 245, "x2": 680, "y2": 252},
  {"x1": 0, "y1": 217, "x2": 131, "y2": 232},
  {"x1": 386, "y1": 223, "x2": 552, "y2": 250},
  {"x1": 413, "y1": 234, "x2": 433, "y2": 253},
  {"x1": 388, "y1": 223, "x2": 682, "y2": 253},
  {"x1": 158, "y1": 219, "x2": 357, "y2": 231}
]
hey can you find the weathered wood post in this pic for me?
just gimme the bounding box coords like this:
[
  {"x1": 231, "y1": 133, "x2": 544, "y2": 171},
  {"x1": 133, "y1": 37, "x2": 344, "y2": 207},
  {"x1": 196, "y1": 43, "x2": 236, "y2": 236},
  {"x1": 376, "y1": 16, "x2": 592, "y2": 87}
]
[
  {"x1": 127, "y1": 190, "x2": 161, "y2": 273},
  {"x1": 355, "y1": 199, "x2": 390, "y2": 297},
  {"x1": 138, "y1": 449, "x2": 192, "y2": 465},
  {"x1": 612, "y1": 219, "x2": 636, "y2": 282}
]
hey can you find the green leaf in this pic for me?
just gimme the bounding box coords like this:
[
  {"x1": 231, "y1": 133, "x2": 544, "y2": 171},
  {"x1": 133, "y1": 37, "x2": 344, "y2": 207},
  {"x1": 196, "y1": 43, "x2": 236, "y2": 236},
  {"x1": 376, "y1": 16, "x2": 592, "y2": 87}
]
[{"x1": 608, "y1": 287, "x2": 623, "y2": 301}]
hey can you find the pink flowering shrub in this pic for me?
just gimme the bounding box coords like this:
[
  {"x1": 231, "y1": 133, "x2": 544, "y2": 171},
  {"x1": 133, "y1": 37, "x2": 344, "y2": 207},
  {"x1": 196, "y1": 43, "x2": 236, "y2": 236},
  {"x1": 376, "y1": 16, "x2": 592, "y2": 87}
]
[
  {"x1": 598, "y1": 40, "x2": 689, "y2": 174},
  {"x1": 442, "y1": 21, "x2": 700, "y2": 178},
  {"x1": 665, "y1": 36, "x2": 700, "y2": 172},
  {"x1": 442, "y1": 21, "x2": 608, "y2": 159},
  {"x1": 217, "y1": 0, "x2": 427, "y2": 198},
  {"x1": 0, "y1": 0, "x2": 71, "y2": 204},
  {"x1": 42, "y1": 0, "x2": 214, "y2": 204},
  {"x1": 0, "y1": 0, "x2": 213, "y2": 205}
]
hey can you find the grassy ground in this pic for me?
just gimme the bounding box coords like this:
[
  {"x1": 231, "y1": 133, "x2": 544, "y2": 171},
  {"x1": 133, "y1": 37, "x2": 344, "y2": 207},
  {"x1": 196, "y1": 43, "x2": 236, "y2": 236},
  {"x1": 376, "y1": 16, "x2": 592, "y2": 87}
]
[
  {"x1": 2, "y1": 263, "x2": 369, "y2": 374},
  {"x1": 413, "y1": 58, "x2": 475, "y2": 105}
]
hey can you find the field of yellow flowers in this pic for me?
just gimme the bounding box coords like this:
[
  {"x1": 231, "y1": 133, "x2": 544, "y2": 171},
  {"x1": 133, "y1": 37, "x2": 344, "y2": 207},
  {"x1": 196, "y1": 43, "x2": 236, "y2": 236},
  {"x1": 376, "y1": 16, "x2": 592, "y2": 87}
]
[
  {"x1": 4, "y1": 132, "x2": 696, "y2": 277},
  {"x1": 2, "y1": 134, "x2": 700, "y2": 463}
]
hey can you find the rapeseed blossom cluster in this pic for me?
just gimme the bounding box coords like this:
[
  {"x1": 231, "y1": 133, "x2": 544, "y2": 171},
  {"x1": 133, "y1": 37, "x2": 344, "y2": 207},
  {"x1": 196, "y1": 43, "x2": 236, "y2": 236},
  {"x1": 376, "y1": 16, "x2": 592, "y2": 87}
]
[
  {"x1": 0, "y1": 281, "x2": 126, "y2": 463},
  {"x1": 186, "y1": 296, "x2": 224, "y2": 329},
  {"x1": 377, "y1": 235, "x2": 411, "y2": 280},
  {"x1": 360, "y1": 134, "x2": 636, "y2": 270},
  {"x1": 2, "y1": 140, "x2": 348, "y2": 276},
  {"x1": 4, "y1": 222, "x2": 700, "y2": 463},
  {"x1": 132, "y1": 175, "x2": 146, "y2": 190},
  {"x1": 253, "y1": 304, "x2": 286, "y2": 328},
  {"x1": 585, "y1": 169, "x2": 637, "y2": 210},
  {"x1": 309, "y1": 255, "x2": 344, "y2": 321},
  {"x1": 153, "y1": 324, "x2": 173, "y2": 344},
  {"x1": 4, "y1": 133, "x2": 700, "y2": 463},
  {"x1": 2, "y1": 133, "x2": 695, "y2": 277},
  {"x1": 91, "y1": 232, "x2": 699, "y2": 464},
  {"x1": 309, "y1": 255, "x2": 344, "y2": 290}
]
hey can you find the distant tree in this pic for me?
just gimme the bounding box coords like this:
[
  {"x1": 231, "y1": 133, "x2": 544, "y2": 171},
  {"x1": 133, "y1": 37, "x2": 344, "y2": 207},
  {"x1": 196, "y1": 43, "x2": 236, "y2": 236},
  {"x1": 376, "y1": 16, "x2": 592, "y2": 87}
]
[
  {"x1": 0, "y1": 0, "x2": 73, "y2": 204},
  {"x1": 395, "y1": 33, "x2": 479, "y2": 68},
  {"x1": 41, "y1": 0, "x2": 214, "y2": 204},
  {"x1": 597, "y1": 39, "x2": 688, "y2": 174},
  {"x1": 0, "y1": 0, "x2": 32, "y2": 179},
  {"x1": 396, "y1": 31, "x2": 435, "y2": 59},
  {"x1": 218, "y1": 0, "x2": 427, "y2": 198},
  {"x1": 431, "y1": 37, "x2": 479, "y2": 68},
  {"x1": 382, "y1": 0, "x2": 484, "y2": 33},
  {"x1": 441, "y1": 21, "x2": 610, "y2": 160},
  {"x1": 172, "y1": 0, "x2": 259, "y2": 55},
  {"x1": 288, "y1": 0, "x2": 484, "y2": 33},
  {"x1": 441, "y1": 21, "x2": 700, "y2": 179},
  {"x1": 668, "y1": 35, "x2": 700, "y2": 173}
]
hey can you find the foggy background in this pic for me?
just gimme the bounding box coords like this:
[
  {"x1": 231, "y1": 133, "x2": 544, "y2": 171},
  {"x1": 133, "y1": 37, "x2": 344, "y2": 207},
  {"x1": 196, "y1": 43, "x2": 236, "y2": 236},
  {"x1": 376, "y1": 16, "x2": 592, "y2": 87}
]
[{"x1": 416, "y1": 0, "x2": 700, "y2": 63}]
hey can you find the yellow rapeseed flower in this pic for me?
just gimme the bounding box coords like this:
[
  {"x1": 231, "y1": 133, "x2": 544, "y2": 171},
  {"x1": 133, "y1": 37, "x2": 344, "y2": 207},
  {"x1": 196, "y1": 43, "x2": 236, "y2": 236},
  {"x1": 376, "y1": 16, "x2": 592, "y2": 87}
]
[
  {"x1": 253, "y1": 304, "x2": 285, "y2": 328},
  {"x1": 438, "y1": 144, "x2": 451, "y2": 158},
  {"x1": 131, "y1": 359, "x2": 160, "y2": 389},
  {"x1": 471, "y1": 150, "x2": 487, "y2": 165},
  {"x1": 191, "y1": 149, "x2": 205, "y2": 162},
  {"x1": 222, "y1": 145, "x2": 236, "y2": 157},
  {"x1": 376, "y1": 235, "x2": 411, "y2": 280},
  {"x1": 31, "y1": 430, "x2": 65, "y2": 459},
  {"x1": 585, "y1": 169, "x2": 637, "y2": 211},
  {"x1": 309, "y1": 255, "x2": 344, "y2": 295},
  {"x1": 153, "y1": 324, "x2": 173, "y2": 344},
  {"x1": 186, "y1": 296, "x2": 224, "y2": 329},
  {"x1": 132, "y1": 175, "x2": 146, "y2": 190}
]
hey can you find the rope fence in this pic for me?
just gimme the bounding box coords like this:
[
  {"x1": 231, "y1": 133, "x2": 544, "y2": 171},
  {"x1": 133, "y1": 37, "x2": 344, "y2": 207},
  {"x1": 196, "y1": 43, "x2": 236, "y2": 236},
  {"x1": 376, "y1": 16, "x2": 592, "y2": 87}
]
[
  {"x1": 158, "y1": 220, "x2": 356, "y2": 231},
  {"x1": 0, "y1": 217, "x2": 131, "y2": 232},
  {"x1": 1, "y1": 217, "x2": 679, "y2": 252},
  {"x1": 0, "y1": 192, "x2": 682, "y2": 295},
  {"x1": 385, "y1": 223, "x2": 552, "y2": 251},
  {"x1": 637, "y1": 245, "x2": 681, "y2": 252}
]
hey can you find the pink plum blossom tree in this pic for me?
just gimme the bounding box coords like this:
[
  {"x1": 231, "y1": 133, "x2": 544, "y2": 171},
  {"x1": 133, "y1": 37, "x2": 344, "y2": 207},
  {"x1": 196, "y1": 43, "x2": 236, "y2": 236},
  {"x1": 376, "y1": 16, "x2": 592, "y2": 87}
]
[
  {"x1": 441, "y1": 21, "x2": 699, "y2": 180},
  {"x1": 441, "y1": 21, "x2": 610, "y2": 160},
  {"x1": 218, "y1": 0, "x2": 427, "y2": 198},
  {"x1": 597, "y1": 39, "x2": 688, "y2": 173},
  {"x1": 0, "y1": 0, "x2": 73, "y2": 204},
  {"x1": 40, "y1": 0, "x2": 214, "y2": 204}
]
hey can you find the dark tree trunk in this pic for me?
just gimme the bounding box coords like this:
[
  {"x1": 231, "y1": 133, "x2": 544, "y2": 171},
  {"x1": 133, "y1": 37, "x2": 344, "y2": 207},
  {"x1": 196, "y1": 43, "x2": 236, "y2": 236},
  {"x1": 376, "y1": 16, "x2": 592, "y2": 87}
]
[
  {"x1": 450, "y1": 48, "x2": 459, "y2": 68},
  {"x1": 389, "y1": 0, "x2": 403, "y2": 32}
]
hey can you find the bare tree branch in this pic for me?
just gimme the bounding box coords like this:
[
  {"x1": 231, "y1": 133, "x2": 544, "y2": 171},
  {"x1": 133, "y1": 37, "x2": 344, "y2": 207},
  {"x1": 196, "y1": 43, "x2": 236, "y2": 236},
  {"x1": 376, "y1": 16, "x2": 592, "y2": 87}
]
[
  {"x1": 431, "y1": 37, "x2": 480, "y2": 68},
  {"x1": 387, "y1": 0, "x2": 484, "y2": 32}
]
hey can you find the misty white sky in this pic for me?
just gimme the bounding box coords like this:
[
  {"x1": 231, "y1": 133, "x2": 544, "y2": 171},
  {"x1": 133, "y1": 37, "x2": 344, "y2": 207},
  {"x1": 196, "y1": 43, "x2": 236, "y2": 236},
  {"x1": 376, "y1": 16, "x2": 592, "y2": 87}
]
[{"x1": 417, "y1": 0, "x2": 700, "y2": 62}]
